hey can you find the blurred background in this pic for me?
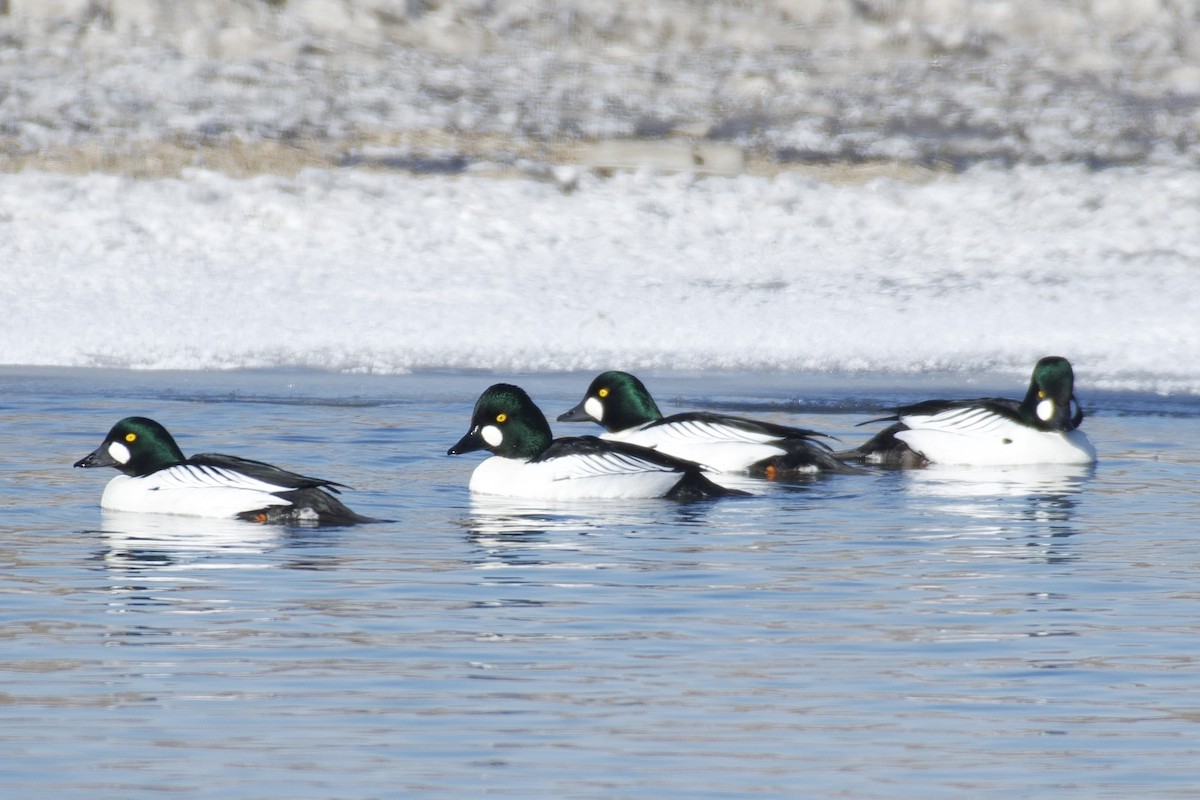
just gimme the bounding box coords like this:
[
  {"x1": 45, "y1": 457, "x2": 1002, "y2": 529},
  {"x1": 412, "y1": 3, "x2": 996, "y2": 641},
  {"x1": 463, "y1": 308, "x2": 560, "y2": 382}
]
[
  {"x1": 3, "y1": 0, "x2": 1198, "y2": 178},
  {"x1": 2, "y1": 2, "x2": 1197, "y2": 385}
]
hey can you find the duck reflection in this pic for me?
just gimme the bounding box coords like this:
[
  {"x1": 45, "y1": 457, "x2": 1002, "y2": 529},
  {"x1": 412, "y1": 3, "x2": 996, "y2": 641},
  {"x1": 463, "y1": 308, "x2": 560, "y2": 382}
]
[
  {"x1": 460, "y1": 494, "x2": 735, "y2": 570},
  {"x1": 902, "y1": 463, "x2": 1094, "y2": 563},
  {"x1": 462, "y1": 493, "x2": 736, "y2": 534},
  {"x1": 903, "y1": 463, "x2": 1094, "y2": 501},
  {"x1": 463, "y1": 496, "x2": 624, "y2": 568},
  {"x1": 90, "y1": 511, "x2": 291, "y2": 633},
  {"x1": 94, "y1": 510, "x2": 282, "y2": 572}
]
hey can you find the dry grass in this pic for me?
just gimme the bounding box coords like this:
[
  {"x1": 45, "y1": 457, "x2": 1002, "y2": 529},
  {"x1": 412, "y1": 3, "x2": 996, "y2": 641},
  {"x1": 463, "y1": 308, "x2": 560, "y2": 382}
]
[{"x1": 1, "y1": 131, "x2": 943, "y2": 184}]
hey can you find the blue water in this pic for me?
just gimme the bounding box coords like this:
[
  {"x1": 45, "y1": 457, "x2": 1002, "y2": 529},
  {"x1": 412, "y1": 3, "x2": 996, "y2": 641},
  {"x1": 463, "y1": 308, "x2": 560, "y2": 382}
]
[{"x1": 3, "y1": 367, "x2": 1200, "y2": 799}]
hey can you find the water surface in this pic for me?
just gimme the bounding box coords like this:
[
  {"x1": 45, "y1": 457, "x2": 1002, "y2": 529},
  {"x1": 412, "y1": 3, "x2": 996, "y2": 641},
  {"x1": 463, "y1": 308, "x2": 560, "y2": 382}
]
[{"x1": 3, "y1": 367, "x2": 1199, "y2": 799}]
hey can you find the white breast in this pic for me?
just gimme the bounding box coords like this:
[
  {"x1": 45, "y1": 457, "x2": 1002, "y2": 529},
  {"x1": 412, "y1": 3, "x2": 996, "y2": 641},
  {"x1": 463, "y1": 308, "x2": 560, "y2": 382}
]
[
  {"x1": 604, "y1": 420, "x2": 789, "y2": 473},
  {"x1": 467, "y1": 454, "x2": 688, "y2": 499},
  {"x1": 99, "y1": 464, "x2": 295, "y2": 518},
  {"x1": 896, "y1": 407, "x2": 1097, "y2": 466}
]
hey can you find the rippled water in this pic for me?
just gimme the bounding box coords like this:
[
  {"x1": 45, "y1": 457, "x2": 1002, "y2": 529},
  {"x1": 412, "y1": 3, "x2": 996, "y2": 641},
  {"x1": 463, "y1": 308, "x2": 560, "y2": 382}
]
[{"x1": 3, "y1": 367, "x2": 1199, "y2": 799}]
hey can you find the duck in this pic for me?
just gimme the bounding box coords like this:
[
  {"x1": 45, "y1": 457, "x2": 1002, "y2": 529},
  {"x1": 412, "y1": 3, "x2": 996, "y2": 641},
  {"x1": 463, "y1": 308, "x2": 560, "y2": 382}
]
[
  {"x1": 74, "y1": 416, "x2": 376, "y2": 525},
  {"x1": 556, "y1": 371, "x2": 856, "y2": 477},
  {"x1": 448, "y1": 383, "x2": 747, "y2": 500},
  {"x1": 838, "y1": 356, "x2": 1097, "y2": 466}
]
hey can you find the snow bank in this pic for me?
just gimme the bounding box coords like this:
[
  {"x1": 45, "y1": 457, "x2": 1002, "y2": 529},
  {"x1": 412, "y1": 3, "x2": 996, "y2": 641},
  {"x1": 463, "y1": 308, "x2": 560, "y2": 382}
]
[{"x1": 2, "y1": 164, "x2": 1197, "y2": 392}]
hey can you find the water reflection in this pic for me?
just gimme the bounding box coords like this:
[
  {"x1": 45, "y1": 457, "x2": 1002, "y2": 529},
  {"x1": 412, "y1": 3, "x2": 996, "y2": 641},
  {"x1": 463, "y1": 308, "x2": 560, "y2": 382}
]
[
  {"x1": 459, "y1": 494, "x2": 736, "y2": 570},
  {"x1": 86, "y1": 511, "x2": 284, "y2": 638},
  {"x1": 460, "y1": 494, "x2": 733, "y2": 536},
  {"x1": 461, "y1": 496, "x2": 637, "y2": 570},
  {"x1": 902, "y1": 464, "x2": 1094, "y2": 564},
  {"x1": 903, "y1": 463, "x2": 1094, "y2": 501},
  {"x1": 93, "y1": 510, "x2": 282, "y2": 573}
]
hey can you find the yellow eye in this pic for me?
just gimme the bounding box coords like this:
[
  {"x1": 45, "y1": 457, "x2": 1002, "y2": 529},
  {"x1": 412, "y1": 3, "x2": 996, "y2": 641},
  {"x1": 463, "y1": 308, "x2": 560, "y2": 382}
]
[
  {"x1": 598, "y1": 388, "x2": 609, "y2": 398},
  {"x1": 1037, "y1": 390, "x2": 1045, "y2": 398},
  {"x1": 496, "y1": 413, "x2": 507, "y2": 423},
  {"x1": 125, "y1": 433, "x2": 137, "y2": 443}
]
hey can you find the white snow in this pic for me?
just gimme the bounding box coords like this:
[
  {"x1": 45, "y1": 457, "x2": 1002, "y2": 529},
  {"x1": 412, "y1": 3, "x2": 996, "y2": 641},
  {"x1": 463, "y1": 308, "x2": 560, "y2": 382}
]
[
  {"x1": 2, "y1": 164, "x2": 1197, "y2": 392},
  {"x1": 1, "y1": 1, "x2": 1198, "y2": 392}
]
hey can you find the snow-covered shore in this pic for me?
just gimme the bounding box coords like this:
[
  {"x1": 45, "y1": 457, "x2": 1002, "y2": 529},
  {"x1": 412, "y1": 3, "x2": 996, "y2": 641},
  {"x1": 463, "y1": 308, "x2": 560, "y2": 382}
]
[
  {"x1": 4, "y1": 163, "x2": 1197, "y2": 392},
  {"x1": 2, "y1": 2, "x2": 1197, "y2": 392}
]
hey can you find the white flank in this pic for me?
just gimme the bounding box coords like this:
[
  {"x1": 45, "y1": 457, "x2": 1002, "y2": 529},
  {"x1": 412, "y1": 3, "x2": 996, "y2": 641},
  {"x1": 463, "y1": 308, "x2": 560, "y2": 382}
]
[
  {"x1": 603, "y1": 418, "x2": 791, "y2": 473},
  {"x1": 99, "y1": 464, "x2": 296, "y2": 518},
  {"x1": 895, "y1": 407, "x2": 1097, "y2": 466},
  {"x1": 467, "y1": 453, "x2": 687, "y2": 499}
]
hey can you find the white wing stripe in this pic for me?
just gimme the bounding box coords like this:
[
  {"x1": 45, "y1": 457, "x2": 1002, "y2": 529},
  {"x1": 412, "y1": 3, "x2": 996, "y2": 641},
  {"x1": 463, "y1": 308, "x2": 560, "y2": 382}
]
[
  {"x1": 551, "y1": 451, "x2": 677, "y2": 482},
  {"x1": 646, "y1": 419, "x2": 781, "y2": 445},
  {"x1": 152, "y1": 464, "x2": 293, "y2": 494},
  {"x1": 902, "y1": 406, "x2": 1018, "y2": 436}
]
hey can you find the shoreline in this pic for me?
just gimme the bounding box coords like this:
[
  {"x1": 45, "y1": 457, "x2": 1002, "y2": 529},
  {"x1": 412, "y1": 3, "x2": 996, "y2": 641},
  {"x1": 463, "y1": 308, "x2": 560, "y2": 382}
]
[
  {"x1": 0, "y1": 134, "x2": 952, "y2": 183},
  {"x1": 5, "y1": 133, "x2": 1182, "y2": 184},
  {"x1": 3, "y1": 363, "x2": 1198, "y2": 402}
]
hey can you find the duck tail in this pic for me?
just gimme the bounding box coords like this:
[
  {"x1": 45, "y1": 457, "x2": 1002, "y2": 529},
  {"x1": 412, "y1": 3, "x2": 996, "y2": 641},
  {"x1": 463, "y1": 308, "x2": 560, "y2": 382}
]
[
  {"x1": 239, "y1": 489, "x2": 389, "y2": 526},
  {"x1": 753, "y1": 438, "x2": 870, "y2": 476},
  {"x1": 832, "y1": 422, "x2": 927, "y2": 468},
  {"x1": 665, "y1": 470, "x2": 751, "y2": 500}
]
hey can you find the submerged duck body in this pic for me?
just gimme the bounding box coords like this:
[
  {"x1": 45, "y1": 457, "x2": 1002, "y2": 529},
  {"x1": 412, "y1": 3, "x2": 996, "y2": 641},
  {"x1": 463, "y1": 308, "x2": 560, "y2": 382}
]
[
  {"x1": 558, "y1": 371, "x2": 855, "y2": 476},
  {"x1": 841, "y1": 356, "x2": 1097, "y2": 467},
  {"x1": 74, "y1": 417, "x2": 374, "y2": 525},
  {"x1": 449, "y1": 384, "x2": 745, "y2": 500}
]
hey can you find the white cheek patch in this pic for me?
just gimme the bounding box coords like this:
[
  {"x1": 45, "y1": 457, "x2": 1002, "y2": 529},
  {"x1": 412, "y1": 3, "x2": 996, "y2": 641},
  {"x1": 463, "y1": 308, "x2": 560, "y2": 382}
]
[
  {"x1": 1036, "y1": 399, "x2": 1055, "y2": 422},
  {"x1": 108, "y1": 441, "x2": 132, "y2": 464},
  {"x1": 584, "y1": 396, "x2": 604, "y2": 422},
  {"x1": 481, "y1": 425, "x2": 503, "y2": 448}
]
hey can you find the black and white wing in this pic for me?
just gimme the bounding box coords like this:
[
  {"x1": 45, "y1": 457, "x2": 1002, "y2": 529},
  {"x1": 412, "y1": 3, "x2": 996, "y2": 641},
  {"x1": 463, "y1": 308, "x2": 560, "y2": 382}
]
[{"x1": 187, "y1": 453, "x2": 348, "y2": 493}]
